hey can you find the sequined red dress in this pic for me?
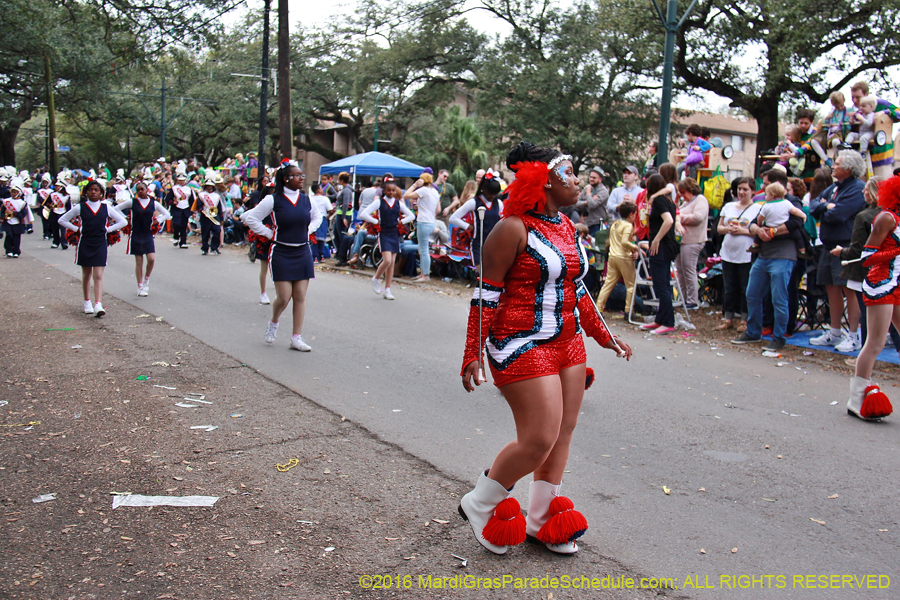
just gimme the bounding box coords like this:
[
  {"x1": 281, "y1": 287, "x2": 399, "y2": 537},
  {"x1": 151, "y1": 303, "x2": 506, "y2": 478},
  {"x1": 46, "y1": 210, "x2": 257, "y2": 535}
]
[
  {"x1": 462, "y1": 211, "x2": 611, "y2": 388},
  {"x1": 862, "y1": 211, "x2": 900, "y2": 306}
]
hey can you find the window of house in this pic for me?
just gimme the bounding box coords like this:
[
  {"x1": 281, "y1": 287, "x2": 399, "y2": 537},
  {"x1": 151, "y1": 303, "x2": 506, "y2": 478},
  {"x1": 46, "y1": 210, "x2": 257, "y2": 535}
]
[{"x1": 731, "y1": 135, "x2": 744, "y2": 151}]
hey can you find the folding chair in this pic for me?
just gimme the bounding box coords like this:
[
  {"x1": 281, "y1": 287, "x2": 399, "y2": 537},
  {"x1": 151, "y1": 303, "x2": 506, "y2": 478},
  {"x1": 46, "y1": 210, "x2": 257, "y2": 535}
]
[{"x1": 628, "y1": 252, "x2": 691, "y2": 325}]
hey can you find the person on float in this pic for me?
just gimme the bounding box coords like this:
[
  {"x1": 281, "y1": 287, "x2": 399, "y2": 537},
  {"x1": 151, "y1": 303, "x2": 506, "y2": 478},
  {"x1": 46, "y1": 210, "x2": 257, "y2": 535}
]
[
  {"x1": 459, "y1": 141, "x2": 633, "y2": 556},
  {"x1": 358, "y1": 174, "x2": 415, "y2": 300},
  {"x1": 192, "y1": 173, "x2": 226, "y2": 255},
  {"x1": 242, "y1": 160, "x2": 322, "y2": 351},
  {"x1": 2, "y1": 178, "x2": 30, "y2": 257},
  {"x1": 847, "y1": 175, "x2": 900, "y2": 421},
  {"x1": 449, "y1": 171, "x2": 504, "y2": 272},
  {"x1": 58, "y1": 180, "x2": 127, "y2": 317},
  {"x1": 116, "y1": 181, "x2": 171, "y2": 296}
]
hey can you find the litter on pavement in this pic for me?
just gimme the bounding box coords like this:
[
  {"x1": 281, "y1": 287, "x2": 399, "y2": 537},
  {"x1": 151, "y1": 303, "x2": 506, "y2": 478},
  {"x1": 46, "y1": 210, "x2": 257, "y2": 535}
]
[
  {"x1": 111, "y1": 494, "x2": 219, "y2": 509},
  {"x1": 32, "y1": 493, "x2": 57, "y2": 503}
]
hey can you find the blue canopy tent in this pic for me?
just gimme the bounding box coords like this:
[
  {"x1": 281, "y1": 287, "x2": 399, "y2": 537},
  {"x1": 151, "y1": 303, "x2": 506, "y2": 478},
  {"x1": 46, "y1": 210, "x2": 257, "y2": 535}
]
[{"x1": 318, "y1": 151, "x2": 425, "y2": 182}]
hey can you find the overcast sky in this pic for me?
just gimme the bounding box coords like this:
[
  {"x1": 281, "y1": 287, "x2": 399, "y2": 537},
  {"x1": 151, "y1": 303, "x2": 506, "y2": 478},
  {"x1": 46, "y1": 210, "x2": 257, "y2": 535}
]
[{"x1": 226, "y1": 0, "x2": 898, "y2": 126}]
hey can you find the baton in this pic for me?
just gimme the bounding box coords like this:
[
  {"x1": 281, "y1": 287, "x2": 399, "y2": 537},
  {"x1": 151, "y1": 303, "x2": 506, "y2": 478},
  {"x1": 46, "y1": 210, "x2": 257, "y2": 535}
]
[
  {"x1": 476, "y1": 206, "x2": 487, "y2": 382},
  {"x1": 840, "y1": 257, "x2": 862, "y2": 266},
  {"x1": 580, "y1": 281, "x2": 626, "y2": 357}
]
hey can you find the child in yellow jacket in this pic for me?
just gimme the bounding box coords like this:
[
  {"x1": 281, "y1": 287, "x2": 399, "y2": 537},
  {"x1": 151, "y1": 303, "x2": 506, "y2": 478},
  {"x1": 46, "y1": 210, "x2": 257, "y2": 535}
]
[{"x1": 597, "y1": 202, "x2": 639, "y2": 313}]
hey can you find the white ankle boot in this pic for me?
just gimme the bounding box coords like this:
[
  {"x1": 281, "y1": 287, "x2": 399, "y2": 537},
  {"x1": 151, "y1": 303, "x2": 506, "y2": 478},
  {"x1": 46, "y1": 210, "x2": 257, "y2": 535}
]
[
  {"x1": 458, "y1": 470, "x2": 525, "y2": 555},
  {"x1": 848, "y1": 375, "x2": 893, "y2": 420},
  {"x1": 525, "y1": 480, "x2": 587, "y2": 554}
]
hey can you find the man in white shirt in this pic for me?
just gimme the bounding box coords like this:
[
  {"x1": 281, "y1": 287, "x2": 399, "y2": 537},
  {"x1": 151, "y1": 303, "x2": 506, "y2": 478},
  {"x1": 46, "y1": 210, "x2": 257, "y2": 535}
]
[{"x1": 606, "y1": 165, "x2": 643, "y2": 222}]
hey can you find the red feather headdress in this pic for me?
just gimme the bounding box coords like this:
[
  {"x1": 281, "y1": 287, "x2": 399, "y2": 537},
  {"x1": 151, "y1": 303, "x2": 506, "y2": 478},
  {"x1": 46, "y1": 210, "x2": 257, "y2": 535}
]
[
  {"x1": 877, "y1": 175, "x2": 900, "y2": 214},
  {"x1": 502, "y1": 161, "x2": 549, "y2": 218}
]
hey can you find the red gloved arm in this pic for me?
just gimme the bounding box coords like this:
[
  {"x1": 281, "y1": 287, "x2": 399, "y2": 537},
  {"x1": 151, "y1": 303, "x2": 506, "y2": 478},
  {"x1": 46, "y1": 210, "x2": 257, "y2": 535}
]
[
  {"x1": 861, "y1": 245, "x2": 900, "y2": 267},
  {"x1": 461, "y1": 278, "x2": 503, "y2": 375},
  {"x1": 576, "y1": 283, "x2": 612, "y2": 347}
]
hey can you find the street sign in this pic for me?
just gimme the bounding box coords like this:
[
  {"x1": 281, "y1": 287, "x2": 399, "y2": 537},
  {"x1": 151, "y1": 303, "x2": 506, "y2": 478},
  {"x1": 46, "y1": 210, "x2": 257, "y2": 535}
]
[{"x1": 58, "y1": 146, "x2": 70, "y2": 152}]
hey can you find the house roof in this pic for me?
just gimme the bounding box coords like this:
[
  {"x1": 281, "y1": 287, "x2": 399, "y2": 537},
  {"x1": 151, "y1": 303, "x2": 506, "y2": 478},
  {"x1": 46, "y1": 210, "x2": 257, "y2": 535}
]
[{"x1": 672, "y1": 111, "x2": 786, "y2": 137}]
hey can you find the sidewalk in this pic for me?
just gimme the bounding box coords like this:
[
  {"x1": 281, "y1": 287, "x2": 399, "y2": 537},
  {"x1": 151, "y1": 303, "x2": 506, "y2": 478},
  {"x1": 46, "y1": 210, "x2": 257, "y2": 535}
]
[{"x1": 0, "y1": 256, "x2": 660, "y2": 600}]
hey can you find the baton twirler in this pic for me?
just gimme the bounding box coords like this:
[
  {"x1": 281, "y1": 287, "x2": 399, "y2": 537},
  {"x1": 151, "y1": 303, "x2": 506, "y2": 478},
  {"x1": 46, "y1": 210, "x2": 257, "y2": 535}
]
[
  {"x1": 580, "y1": 281, "x2": 626, "y2": 357},
  {"x1": 476, "y1": 206, "x2": 487, "y2": 382}
]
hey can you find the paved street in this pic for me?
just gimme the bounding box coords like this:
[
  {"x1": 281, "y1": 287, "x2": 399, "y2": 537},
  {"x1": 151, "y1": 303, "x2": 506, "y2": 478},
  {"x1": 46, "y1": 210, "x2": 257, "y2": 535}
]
[{"x1": 14, "y1": 235, "x2": 900, "y2": 598}]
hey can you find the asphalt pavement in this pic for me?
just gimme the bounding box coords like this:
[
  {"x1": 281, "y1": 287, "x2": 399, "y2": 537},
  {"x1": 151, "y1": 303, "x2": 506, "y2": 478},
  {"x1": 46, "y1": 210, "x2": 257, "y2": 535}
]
[{"x1": 5, "y1": 231, "x2": 899, "y2": 599}]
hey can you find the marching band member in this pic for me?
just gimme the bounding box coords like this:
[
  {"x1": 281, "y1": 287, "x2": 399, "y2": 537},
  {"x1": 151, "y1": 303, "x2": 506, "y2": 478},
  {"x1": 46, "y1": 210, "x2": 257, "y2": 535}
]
[
  {"x1": 116, "y1": 181, "x2": 171, "y2": 296},
  {"x1": 165, "y1": 171, "x2": 195, "y2": 248},
  {"x1": 2, "y1": 178, "x2": 29, "y2": 257},
  {"x1": 358, "y1": 174, "x2": 415, "y2": 300},
  {"x1": 111, "y1": 170, "x2": 133, "y2": 205},
  {"x1": 37, "y1": 172, "x2": 54, "y2": 239},
  {"x1": 449, "y1": 172, "x2": 504, "y2": 268},
  {"x1": 242, "y1": 160, "x2": 322, "y2": 351},
  {"x1": 49, "y1": 175, "x2": 72, "y2": 249},
  {"x1": 458, "y1": 142, "x2": 632, "y2": 556},
  {"x1": 245, "y1": 175, "x2": 275, "y2": 304},
  {"x1": 192, "y1": 173, "x2": 226, "y2": 255},
  {"x1": 59, "y1": 180, "x2": 128, "y2": 317}
]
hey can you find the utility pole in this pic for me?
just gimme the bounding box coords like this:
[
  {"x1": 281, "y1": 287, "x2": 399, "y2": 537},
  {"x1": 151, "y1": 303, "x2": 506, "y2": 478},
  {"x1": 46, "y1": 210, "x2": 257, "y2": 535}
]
[
  {"x1": 374, "y1": 90, "x2": 383, "y2": 152},
  {"x1": 108, "y1": 81, "x2": 217, "y2": 161},
  {"x1": 44, "y1": 118, "x2": 49, "y2": 168},
  {"x1": 258, "y1": 0, "x2": 271, "y2": 177},
  {"x1": 651, "y1": 0, "x2": 698, "y2": 168},
  {"x1": 44, "y1": 56, "x2": 58, "y2": 175},
  {"x1": 277, "y1": 0, "x2": 292, "y2": 160}
]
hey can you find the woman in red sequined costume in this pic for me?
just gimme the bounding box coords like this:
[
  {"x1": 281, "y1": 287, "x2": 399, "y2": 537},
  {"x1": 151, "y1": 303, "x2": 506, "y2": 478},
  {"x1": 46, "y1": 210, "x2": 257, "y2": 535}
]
[
  {"x1": 848, "y1": 175, "x2": 900, "y2": 420},
  {"x1": 458, "y1": 142, "x2": 633, "y2": 556}
]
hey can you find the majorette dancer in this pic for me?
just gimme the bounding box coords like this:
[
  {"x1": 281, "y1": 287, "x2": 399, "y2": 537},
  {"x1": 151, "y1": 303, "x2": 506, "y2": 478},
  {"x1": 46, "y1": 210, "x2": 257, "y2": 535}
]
[
  {"x1": 165, "y1": 170, "x2": 195, "y2": 249},
  {"x1": 458, "y1": 142, "x2": 633, "y2": 555},
  {"x1": 358, "y1": 173, "x2": 415, "y2": 300},
  {"x1": 116, "y1": 180, "x2": 172, "y2": 297},
  {"x1": 848, "y1": 174, "x2": 900, "y2": 420},
  {"x1": 241, "y1": 160, "x2": 323, "y2": 351},
  {"x1": 58, "y1": 180, "x2": 128, "y2": 317}
]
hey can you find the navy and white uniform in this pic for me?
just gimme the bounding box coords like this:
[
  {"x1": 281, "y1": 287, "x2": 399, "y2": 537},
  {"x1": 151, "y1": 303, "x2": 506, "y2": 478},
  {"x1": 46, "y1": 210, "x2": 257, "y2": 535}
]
[
  {"x1": 165, "y1": 184, "x2": 194, "y2": 246},
  {"x1": 192, "y1": 189, "x2": 226, "y2": 252},
  {"x1": 59, "y1": 200, "x2": 127, "y2": 267},
  {"x1": 358, "y1": 195, "x2": 415, "y2": 254},
  {"x1": 49, "y1": 188, "x2": 71, "y2": 247},
  {"x1": 242, "y1": 187, "x2": 323, "y2": 282},
  {"x1": 117, "y1": 197, "x2": 171, "y2": 255},
  {"x1": 450, "y1": 195, "x2": 504, "y2": 266},
  {"x1": 2, "y1": 197, "x2": 28, "y2": 255}
]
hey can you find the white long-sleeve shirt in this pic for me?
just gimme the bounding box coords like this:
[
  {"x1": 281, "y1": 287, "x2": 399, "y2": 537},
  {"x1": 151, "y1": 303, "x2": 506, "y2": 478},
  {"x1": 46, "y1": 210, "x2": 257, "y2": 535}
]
[
  {"x1": 116, "y1": 198, "x2": 172, "y2": 224},
  {"x1": 448, "y1": 197, "x2": 504, "y2": 230},
  {"x1": 241, "y1": 187, "x2": 323, "y2": 243},
  {"x1": 358, "y1": 196, "x2": 415, "y2": 226},
  {"x1": 58, "y1": 200, "x2": 128, "y2": 233}
]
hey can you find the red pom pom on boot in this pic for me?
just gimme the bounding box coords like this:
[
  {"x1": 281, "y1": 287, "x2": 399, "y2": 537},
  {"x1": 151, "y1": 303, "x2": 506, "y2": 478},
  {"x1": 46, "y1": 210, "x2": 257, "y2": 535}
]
[
  {"x1": 861, "y1": 384, "x2": 893, "y2": 420},
  {"x1": 459, "y1": 470, "x2": 526, "y2": 555},
  {"x1": 526, "y1": 481, "x2": 588, "y2": 554},
  {"x1": 848, "y1": 376, "x2": 893, "y2": 421},
  {"x1": 482, "y1": 498, "x2": 527, "y2": 547}
]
